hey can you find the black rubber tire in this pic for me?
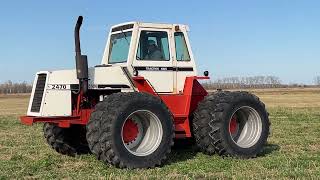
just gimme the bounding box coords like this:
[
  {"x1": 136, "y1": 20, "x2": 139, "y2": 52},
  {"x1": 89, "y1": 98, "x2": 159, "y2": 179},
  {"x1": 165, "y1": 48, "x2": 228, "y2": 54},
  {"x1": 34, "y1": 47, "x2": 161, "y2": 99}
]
[
  {"x1": 86, "y1": 100, "x2": 109, "y2": 159},
  {"x1": 43, "y1": 123, "x2": 90, "y2": 156},
  {"x1": 193, "y1": 91, "x2": 270, "y2": 158},
  {"x1": 86, "y1": 92, "x2": 174, "y2": 168}
]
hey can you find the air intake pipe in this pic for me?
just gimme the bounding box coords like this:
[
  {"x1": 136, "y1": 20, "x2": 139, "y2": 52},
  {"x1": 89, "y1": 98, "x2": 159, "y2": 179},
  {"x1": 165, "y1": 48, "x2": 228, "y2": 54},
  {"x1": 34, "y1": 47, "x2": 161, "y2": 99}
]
[{"x1": 74, "y1": 16, "x2": 88, "y2": 94}]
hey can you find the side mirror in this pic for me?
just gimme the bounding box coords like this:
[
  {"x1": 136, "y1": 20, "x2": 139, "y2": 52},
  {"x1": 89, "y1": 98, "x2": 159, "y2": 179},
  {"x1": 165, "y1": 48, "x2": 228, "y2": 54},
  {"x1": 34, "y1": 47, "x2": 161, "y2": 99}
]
[
  {"x1": 133, "y1": 70, "x2": 139, "y2": 76},
  {"x1": 204, "y1": 71, "x2": 209, "y2": 77}
]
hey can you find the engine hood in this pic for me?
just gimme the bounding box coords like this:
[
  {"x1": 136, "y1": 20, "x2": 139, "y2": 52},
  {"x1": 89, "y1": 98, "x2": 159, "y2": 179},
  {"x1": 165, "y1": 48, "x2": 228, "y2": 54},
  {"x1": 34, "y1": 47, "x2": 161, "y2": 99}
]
[
  {"x1": 26, "y1": 66, "x2": 134, "y2": 117},
  {"x1": 42, "y1": 66, "x2": 134, "y2": 90}
]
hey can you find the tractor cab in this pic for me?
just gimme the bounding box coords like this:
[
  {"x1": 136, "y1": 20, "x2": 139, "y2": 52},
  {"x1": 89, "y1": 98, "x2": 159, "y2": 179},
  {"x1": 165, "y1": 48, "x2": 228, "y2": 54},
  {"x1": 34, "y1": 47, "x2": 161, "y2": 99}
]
[{"x1": 101, "y1": 22, "x2": 197, "y2": 93}]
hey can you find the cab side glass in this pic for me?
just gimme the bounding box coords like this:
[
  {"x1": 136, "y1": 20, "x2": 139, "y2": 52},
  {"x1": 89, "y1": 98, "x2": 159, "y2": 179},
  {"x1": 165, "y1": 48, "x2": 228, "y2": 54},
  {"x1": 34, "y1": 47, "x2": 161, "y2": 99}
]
[
  {"x1": 109, "y1": 31, "x2": 132, "y2": 63},
  {"x1": 174, "y1": 32, "x2": 191, "y2": 61}
]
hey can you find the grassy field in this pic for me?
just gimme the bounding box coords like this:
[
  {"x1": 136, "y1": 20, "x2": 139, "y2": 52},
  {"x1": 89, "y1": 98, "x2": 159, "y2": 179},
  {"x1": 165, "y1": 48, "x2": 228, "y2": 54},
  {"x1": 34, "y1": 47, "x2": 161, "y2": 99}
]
[{"x1": 0, "y1": 89, "x2": 320, "y2": 179}]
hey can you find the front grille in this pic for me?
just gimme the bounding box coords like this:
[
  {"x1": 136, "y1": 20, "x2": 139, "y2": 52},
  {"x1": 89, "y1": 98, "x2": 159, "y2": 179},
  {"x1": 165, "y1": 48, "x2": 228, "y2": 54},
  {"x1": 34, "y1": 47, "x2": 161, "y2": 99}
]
[{"x1": 31, "y1": 74, "x2": 47, "y2": 112}]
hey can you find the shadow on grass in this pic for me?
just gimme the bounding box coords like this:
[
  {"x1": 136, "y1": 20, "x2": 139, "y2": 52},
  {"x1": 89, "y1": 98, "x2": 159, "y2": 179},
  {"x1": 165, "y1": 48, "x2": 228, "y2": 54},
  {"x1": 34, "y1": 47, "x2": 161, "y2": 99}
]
[
  {"x1": 259, "y1": 143, "x2": 280, "y2": 157},
  {"x1": 167, "y1": 139, "x2": 198, "y2": 164},
  {"x1": 75, "y1": 145, "x2": 92, "y2": 156},
  {"x1": 167, "y1": 140, "x2": 280, "y2": 165}
]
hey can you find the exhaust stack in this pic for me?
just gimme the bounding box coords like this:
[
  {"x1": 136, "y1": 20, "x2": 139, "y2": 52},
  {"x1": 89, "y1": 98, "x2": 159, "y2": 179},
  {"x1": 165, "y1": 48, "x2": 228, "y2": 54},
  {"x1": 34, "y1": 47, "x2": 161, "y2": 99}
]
[{"x1": 74, "y1": 16, "x2": 88, "y2": 94}]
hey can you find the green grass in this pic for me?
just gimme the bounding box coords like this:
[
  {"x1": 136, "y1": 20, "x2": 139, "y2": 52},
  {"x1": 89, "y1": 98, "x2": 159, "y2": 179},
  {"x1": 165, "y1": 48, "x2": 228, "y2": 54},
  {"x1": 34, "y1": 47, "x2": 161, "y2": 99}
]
[{"x1": 1, "y1": 106, "x2": 320, "y2": 179}]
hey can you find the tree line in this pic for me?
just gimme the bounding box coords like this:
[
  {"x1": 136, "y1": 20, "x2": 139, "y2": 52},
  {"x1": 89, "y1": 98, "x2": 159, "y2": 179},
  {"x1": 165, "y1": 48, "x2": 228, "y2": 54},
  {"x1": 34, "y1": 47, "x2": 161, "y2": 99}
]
[
  {"x1": 203, "y1": 75, "x2": 305, "y2": 90},
  {"x1": 0, "y1": 81, "x2": 32, "y2": 94},
  {"x1": 203, "y1": 75, "x2": 320, "y2": 89},
  {"x1": 0, "y1": 75, "x2": 319, "y2": 94}
]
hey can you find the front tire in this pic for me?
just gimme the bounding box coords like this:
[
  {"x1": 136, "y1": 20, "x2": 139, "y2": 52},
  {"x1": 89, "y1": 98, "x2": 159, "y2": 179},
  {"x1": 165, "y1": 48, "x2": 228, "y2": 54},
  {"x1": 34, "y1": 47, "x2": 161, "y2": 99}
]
[
  {"x1": 43, "y1": 123, "x2": 89, "y2": 156},
  {"x1": 87, "y1": 92, "x2": 174, "y2": 168},
  {"x1": 193, "y1": 91, "x2": 270, "y2": 158}
]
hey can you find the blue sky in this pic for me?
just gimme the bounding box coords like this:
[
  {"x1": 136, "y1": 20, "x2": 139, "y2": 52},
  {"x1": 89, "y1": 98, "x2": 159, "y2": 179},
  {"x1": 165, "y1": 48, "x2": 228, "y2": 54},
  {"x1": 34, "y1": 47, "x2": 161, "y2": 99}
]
[{"x1": 0, "y1": 0, "x2": 319, "y2": 84}]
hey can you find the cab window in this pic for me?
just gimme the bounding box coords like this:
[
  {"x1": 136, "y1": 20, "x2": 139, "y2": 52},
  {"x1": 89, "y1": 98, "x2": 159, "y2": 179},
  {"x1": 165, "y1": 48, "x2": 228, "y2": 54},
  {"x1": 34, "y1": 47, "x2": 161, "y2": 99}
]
[
  {"x1": 108, "y1": 31, "x2": 132, "y2": 64},
  {"x1": 174, "y1": 32, "x2": 191, "y2": 61},
  {"x1": 136, "y1": 31, "x2": 170, "y2": 61}
]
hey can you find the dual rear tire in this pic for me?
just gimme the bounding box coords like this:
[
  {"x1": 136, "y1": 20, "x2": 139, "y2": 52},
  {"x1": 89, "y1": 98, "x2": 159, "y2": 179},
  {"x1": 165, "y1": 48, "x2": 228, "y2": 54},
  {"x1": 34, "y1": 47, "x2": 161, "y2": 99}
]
[{"x1": 192, "y1": 91, "x2": 270, "y2": 158}]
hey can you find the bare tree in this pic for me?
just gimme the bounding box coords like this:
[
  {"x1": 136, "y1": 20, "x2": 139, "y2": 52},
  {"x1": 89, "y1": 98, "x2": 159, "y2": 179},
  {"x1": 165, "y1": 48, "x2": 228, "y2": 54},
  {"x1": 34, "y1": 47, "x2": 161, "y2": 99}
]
[
  {"x1": 202, "y1": 75, "x2": 284, "y2": 90},
  {"x1": 0, "y1": 81, "x2": 32, "y2": 94},
  {"x1": 314, "y1": 76, "x2": 320, "y2": 86}
]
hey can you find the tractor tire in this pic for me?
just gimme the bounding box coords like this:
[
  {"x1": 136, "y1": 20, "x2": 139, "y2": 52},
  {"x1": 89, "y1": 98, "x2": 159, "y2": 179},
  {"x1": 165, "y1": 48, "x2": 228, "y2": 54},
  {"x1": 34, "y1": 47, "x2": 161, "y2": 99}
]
[
  {"x1": 43, "y1": 123, "x2": 89, "y2": 156},
  {"x1": 87, "y1": 92, "x2": 174, "y2": 168},
  {"x1": 86, "y1": 100, "x2": 110, "y2": 159},
  {"x1": 193, "y1": 91, "x2": 270, "y2": 158}
]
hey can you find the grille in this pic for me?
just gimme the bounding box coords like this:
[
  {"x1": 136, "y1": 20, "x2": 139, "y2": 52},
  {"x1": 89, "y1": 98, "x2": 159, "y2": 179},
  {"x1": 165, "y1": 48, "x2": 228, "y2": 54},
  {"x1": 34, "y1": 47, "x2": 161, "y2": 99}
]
[{"x1": 30, "y1": 74, "x2": 47, "y2": 112}]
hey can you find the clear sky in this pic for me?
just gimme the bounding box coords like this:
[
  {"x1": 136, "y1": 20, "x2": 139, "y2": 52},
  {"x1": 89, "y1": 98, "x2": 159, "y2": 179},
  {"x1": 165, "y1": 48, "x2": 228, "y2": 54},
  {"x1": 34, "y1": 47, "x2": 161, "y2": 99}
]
[{"x1": 1, "y1": 0, "x2": 319, "y2": 84}]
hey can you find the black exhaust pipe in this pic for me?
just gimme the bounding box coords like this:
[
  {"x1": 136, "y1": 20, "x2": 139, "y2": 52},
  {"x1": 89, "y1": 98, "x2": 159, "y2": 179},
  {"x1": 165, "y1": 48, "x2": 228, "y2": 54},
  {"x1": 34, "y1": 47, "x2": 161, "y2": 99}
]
[{"x1": 74, "y1": 16, "x2": 88, "y2": 94}]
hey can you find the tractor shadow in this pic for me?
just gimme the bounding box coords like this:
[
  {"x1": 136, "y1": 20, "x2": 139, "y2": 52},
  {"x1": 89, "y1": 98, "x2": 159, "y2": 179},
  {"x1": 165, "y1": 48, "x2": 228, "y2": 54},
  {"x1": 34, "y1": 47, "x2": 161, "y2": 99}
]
[
  {"x1": 258, "y1": 143, "x2": 280, "y2": 157},
  {"x1": 167, "y1": 140, "x2": 280, "y2": 164},
  {"x1": 167, "y1": 139, "x2": 199, "y2": 164}
]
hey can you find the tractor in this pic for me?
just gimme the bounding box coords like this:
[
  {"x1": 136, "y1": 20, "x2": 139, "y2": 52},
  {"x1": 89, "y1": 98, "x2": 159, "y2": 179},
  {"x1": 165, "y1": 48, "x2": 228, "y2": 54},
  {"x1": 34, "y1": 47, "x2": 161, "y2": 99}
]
[{"x1": 20, "y1": 16, "x2": 270, "y2": 169}]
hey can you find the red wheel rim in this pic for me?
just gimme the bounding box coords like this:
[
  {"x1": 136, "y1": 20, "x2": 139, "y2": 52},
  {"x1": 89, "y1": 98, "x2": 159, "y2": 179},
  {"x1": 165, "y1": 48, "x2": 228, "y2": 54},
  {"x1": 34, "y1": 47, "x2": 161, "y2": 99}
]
[
  {"x1": 229, "y1": 116, "x2": 238, "y2": 135},
  {"x1": 122, "y1": 119, "x2": 139, "y2": 143}
]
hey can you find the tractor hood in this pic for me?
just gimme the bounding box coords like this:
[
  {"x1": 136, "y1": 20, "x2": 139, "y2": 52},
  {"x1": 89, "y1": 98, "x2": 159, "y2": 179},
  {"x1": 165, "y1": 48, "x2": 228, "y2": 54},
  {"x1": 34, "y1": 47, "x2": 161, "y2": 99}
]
[
  {"x1": 26, "y1": 66, "x2": 134, "y2": 117},
  {"x1": 41, "y1": 66, "x2": 134, "y2": 90}
]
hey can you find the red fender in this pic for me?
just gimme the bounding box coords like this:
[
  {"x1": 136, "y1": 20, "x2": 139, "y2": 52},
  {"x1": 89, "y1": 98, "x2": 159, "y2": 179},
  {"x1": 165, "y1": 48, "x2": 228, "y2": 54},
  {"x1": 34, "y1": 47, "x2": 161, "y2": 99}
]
[{"x1": 133, "y1": 76, "x2": 209, "y2": 138}]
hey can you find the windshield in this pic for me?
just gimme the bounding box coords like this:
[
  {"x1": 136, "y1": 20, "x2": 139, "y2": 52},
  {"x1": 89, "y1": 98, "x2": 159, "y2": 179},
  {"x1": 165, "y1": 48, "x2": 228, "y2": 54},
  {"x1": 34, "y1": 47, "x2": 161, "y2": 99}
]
[{"x1": 108, "y1": 31, "x2": 132, "y2": 64}]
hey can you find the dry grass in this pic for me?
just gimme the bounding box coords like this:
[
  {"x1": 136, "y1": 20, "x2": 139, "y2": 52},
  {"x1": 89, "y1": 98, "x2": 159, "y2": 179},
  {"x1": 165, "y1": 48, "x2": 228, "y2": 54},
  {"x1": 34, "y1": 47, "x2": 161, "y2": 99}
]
[
  {"x1": 0, "y1": 88, "x2": 320, "y2": 179},
  {"x1": 0, "y1": 94, "x2": 29, "y2": 116},
  {"x1": 209, "y1": 88, "x2": 320, "y2": 108},
  {"x1": 253, "y1": 88, "x2": 320, "y2": 108}
]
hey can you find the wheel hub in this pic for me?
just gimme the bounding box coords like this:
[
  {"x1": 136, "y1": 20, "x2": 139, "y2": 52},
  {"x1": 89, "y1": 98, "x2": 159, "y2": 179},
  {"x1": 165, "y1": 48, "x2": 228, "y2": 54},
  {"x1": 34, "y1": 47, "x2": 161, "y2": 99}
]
[
  {"x1": 228, "y1": 106, "x2": 263, "y2": 148},
  {"x1": 121, "y1": 110, "x2": 163, "y2": 156},
  {"x1": 229, "y1": 116, "x2": 238, "y2": 135},
  {"x1": 122, "y1": 119, "x2": 139, "y2": 143}
]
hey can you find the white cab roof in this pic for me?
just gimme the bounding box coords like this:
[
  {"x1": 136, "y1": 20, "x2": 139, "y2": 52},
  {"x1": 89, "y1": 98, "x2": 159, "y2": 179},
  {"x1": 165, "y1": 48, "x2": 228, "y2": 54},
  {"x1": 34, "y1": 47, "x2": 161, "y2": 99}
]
[{"x1": 111, "y1": 22, "x2": 190, "y2": 31}]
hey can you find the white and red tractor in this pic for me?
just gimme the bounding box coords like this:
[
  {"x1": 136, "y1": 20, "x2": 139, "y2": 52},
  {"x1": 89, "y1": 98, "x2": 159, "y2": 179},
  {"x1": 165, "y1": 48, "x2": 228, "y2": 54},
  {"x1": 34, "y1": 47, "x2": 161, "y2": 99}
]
[{"x1": 20, "y1": 16, "x2": 270, "y2": 169}]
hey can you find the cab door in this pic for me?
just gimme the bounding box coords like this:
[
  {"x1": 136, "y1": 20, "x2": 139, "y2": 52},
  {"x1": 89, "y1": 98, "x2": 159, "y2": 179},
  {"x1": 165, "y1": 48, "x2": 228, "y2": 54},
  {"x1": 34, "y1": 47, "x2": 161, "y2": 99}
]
[
  {"x1": 132, "y1": 29, "x2": 174, "y2": 93},
  {"x1": 173, "y1": 31, "x2": 197, "y2": 93}
]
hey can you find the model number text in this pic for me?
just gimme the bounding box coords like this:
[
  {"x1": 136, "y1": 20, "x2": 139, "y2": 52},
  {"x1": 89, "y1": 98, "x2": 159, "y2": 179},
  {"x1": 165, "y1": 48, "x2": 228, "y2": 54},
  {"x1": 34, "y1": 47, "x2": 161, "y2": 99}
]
[{"x1": 50, "y1": 84, "x2": 67, "y2": 90}]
